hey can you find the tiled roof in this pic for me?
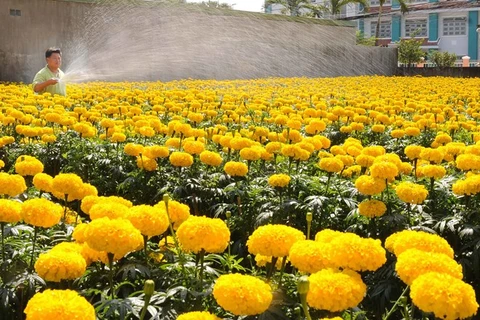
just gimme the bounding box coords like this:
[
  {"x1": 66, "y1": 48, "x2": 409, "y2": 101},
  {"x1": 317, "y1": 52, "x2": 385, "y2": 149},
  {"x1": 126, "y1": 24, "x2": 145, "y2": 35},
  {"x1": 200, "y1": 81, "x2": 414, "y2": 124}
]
[{"x1": 340, "y1": 0, "x2": 480, "y2": 20}]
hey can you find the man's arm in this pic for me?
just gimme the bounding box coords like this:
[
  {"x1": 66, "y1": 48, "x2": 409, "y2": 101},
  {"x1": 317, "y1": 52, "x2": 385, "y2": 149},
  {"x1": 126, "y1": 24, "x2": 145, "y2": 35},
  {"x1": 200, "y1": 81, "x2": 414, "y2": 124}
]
[{"x1": 33, "y1": 78, "x2": 59, "y2": 93}]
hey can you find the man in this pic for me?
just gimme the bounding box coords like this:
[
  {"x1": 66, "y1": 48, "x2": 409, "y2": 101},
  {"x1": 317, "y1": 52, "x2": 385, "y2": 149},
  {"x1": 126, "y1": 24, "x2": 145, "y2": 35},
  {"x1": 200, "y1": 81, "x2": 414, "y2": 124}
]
[{"x1": 32, "y1": 48, "x2": 66, "y2": 96}]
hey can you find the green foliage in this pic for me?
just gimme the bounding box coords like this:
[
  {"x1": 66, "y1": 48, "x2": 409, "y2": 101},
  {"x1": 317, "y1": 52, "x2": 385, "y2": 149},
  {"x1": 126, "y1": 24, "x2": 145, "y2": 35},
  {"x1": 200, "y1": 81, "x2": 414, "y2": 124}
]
[
  {"x1": 356, "y1": 30, "x2": 376, "y2": 46},
  {"x1": 397, "y1": 36, "x2": 425, "y2": 67},
  {"x1": 429, "y1": 50, "x2": 457, "y2": 69}
]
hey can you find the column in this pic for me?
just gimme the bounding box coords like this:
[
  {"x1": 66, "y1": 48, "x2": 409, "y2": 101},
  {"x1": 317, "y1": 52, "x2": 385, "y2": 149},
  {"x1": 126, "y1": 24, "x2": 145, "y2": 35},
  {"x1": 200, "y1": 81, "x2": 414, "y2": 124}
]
[
  {"x1": 429, "y1": 13, "x2": 438, "y2": 41},
  {"x1": 468, "y1": 10, "x2": 478, "y2": 60},
  {"x1": 392, "y1": 14, "x2": 401, "y2": 42}
]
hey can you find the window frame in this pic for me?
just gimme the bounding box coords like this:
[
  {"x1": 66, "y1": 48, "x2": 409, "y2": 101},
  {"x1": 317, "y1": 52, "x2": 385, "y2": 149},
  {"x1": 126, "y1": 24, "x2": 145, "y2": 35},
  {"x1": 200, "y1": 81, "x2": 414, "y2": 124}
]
[
  {"x1": 370, "y1": 20, "x2": 392, "y2": 38},
  {"x1": 404, "y1": 18, "x2": 428, "y2": 38},
  {"x1": 442, "y1": 16, "x2": 467, "y2": 37}
]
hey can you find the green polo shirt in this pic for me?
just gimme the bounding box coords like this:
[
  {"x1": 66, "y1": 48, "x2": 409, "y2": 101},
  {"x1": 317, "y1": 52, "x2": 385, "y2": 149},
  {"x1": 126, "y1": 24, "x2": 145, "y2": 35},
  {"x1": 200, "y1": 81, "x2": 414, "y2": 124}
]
[{"x1": 32, "y1": 65, "x2": 67, "y2": 96}]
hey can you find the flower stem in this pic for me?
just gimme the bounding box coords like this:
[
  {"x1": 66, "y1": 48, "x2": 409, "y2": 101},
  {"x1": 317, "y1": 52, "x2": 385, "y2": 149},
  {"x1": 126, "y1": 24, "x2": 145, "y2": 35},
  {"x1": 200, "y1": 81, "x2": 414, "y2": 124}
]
[
  {"x1": 108, "y1": 252, "x2": 115, "y2": 299},
  {"x1": 29, "y1": 227, "x2": 38, "y2": 271},
  {"x1": 143, "y1": 235, "x2": 149, "y2": 265},
  {"x1": 325, "y1": 173, "x2": 332, "y2": 194},
  {"x1": 384, "y1": 285, "x2": 409, "y2": 320},
  {"x1": 266, "y1": 256, "x2": 278, "y2": 282},
  {"x1": 278, "y1": 256, "x2": 288, "y2": 287},
  {"x1": 1, "y1": 222, "x2": 5, "y2": 264},
  {"x1": 198, "y1": 249, "x2": 205, "y2": 290}
]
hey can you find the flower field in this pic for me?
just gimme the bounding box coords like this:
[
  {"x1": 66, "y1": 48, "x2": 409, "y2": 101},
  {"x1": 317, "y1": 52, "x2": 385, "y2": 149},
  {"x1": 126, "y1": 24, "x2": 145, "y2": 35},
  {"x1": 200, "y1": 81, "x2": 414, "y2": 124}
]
[{"x1": 0, "y1": 76, "x2": 480, "y2": 319}]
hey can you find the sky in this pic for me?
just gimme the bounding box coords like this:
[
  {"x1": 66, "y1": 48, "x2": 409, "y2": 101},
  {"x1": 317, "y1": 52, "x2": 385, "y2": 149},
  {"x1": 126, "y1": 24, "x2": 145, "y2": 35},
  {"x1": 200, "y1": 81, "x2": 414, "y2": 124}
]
[{"x1": 187, "y1": 0, "x2": 264, "y2": 12}]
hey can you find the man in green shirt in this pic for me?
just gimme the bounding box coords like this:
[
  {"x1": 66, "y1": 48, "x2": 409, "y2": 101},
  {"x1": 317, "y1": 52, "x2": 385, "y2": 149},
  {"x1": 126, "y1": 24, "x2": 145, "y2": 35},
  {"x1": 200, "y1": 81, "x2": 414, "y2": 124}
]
[{"x1": 32, "y1": 48, "x2": 67, "y2": 96}]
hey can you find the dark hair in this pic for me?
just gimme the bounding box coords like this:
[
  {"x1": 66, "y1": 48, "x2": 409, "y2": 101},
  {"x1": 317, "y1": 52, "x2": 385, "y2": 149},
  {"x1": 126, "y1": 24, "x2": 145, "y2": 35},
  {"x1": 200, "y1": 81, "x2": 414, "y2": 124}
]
[{"x1": 46, "y1": 48, "x2": 61, "y2": 58}]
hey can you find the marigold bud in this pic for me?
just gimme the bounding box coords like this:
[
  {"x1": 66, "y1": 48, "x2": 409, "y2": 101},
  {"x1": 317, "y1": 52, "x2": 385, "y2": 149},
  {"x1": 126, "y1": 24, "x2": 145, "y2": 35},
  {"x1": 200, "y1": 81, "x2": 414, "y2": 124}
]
[
  {"x1": 297, "y1": 275, "x2": 310, "y2": 295},
  {"x1": 144, "y1": 280, "x2": 155, "y2": 296},
  {"x1": 306, "y1": 212, "x2": 313, "y2": 222}
]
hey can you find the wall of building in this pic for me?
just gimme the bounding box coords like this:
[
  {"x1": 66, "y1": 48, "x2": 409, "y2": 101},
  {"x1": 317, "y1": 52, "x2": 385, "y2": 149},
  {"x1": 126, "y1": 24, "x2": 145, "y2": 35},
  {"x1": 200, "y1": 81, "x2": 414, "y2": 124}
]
[{"x1": 0, "y1": 0, "x2": 398, "y2": 83}]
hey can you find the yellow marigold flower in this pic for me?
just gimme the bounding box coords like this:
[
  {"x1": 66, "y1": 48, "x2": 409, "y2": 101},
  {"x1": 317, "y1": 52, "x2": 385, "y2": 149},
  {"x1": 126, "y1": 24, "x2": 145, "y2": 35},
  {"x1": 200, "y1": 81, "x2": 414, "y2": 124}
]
[
  {"x1": 183, "y1": 140, "x2": 205, "y2": 155},
  {"x1": 169, "y1": 151, "x2": 194, "y2": 167},
  {"x1": 370, "y1": 162, "x2": 398, "y2": 181},
  {"x1": 405, "y1": 126, "x2": 421, "y2": 136},
  {"x1": 318, "y1": 157, "x2": 344, "y2": 173},
  {"x1": 305, "y1": 119, "x2": 326, "y2": 135},
  {"x1": 328, "y1": 233, "x2": 386, "y2": 271},
  {"x1": 354, "y1": 175, "x2": 386, "y2": 195},
  {"x1": 355, "y1": 154, "x2": 375, "y2": 168},
  {"x1": 314, "y1": 229, "x2": 344, "y2": 243},
  {"x1": 340, "y1": 125, "x2": 353, "y2": 133},
  {"x1": 335, "y1": 154, "x2": 354, "y2": 167},
  {"x1": 199, "y1": 150, "x2": 223, "y2": 167},
  {"x1": 421, "y1": 164, "x2": 446, "y2": 179},
  {"x1": 239, "y1": 147, "x2": 261, "y2": 161},
  {"x1": 22, "y1": 198, "x2": 62, "y2": 228},
  {"x1": 456, "y1": 154, "x2": 480, "y2": 171},
  {"x1": 268, "y1": 173, "x2": 291, "y2": 188},
  {"x1": 0, "y1": 199, "x2": 22, "y2": 223},
  {"x1": 288, "y1": 240, "x2": 333, "y2": 273},
  {"x1": 24, "y1": 289, "x2": 95, "y2": 320},
  {"x1": 50, "y1": 241, "x2": 84, "y2": 255},
  {"x1": 136, "y1": 155, "x2": 157, "y2": 171},
  {"x1": 230, "y1": 137, "x2": 252, "y2": 150},
  {"x1": 0, "y1": 173, "x2": 27, "y2": 197},
  {"x1": 111, "y1": 132, "x2": 126, "y2": 143},
  {"x1": 155, "y1": 200, "x2": 190, "y2": 229},
  {"x1": 176, "y1": 216, "x2": 230, "y2": 253},
  {"x1": 410, "y1": 272, "x2": 478, "y2": 320},
  {"x1": 33, "y1": 173, "x2": 54, "y2": 193},
  {"x1": 143, "y1": 145, "x2": 169, "y2": 159},
  {"x1": 14, "y1": 155, "x2": 44, "y2": 176},
  {"x1": 124, "y1": 143, "x2": 144, "y2": 156},
  {"x1": 0, "y1": 159, "x2": 4, "y2": 169},
  {"x1": 361, "y1": 146, "x2": 385, "y2": 157},
  {"x1": 254, "y1": 254, "x2": 285, "y2": 269},
  {"x1": 72, "y1": 223, "x2": 89, "y2": 243},
  {"x1": 320, "y1": 318, "x2": 343, "y2": 320},
  {"x1": 395, "y1": 181, "x2": 428, "y2": 204},
  {"x1": 435, "y1": 133, "x2": 452, "y2": 145},
  {"x1": 247, "y1": 224, "x2": 305, "y2": 258},
  {"x1": 371, "y1": 124, "x2": 385, "y2": 133},
  {"x1": 127, "y1": 205, "x2": 169, "y2": 237},
  {"x1": 41, "y1": 134, "x2": 57, "y2": 143},
  {"x1": 395, "y1": 248, "x2": 462, "y2": 285},
  {"x1": 84, "y1": 217, "x2": 143, "y2": 257},
  {"x1": 34, "y1": 251, "x2": 86, "y2": 282},
  {"x1": 399, "y1": 162, "x2": 413, "y2": 175},
  {"x1": 391, "y1": 129, "x2": 405, "y2": 138},
  {"x1": 138, "y1": 126, "x2": 155, "y2": 137},
  {"x1": 385, "y1": 230, "x2": 454, "y2": 258},
  {"x1": 419, "y1": 147, "x2": 445, "y2": 164},
  {"x1": 52, "y1": 173, "x2": 84, "y2": 201},
  {"x1": 405, "y1": 145, "x2": 424, "y2": 160},
  {"x1": 307, "y1": 268, "x2": 366, "y2": 312},
  {"x1": 358, "y1": 199, "x2": 387, "y2": 218},
  {"x1": 265, "y1": 141, "x2": 283, "y2": 154},
  {"x1": 224, "y1": 161, "x2": 248, "y2": 177},
  {"x1": 89, "y1": 202, "x2": 129, "y2": 220},
  {"x1": 213, "y1": 274, "x2": 272, "y2": 316},
  {"x1": 177, "y1": 311, "x2": 221, "y2": 320}
]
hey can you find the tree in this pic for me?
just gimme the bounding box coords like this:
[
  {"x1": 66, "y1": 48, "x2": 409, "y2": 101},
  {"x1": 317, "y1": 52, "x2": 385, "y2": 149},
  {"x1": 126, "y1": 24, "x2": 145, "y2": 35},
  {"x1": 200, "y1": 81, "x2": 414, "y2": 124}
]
[
  {"x1": 264, "y1": 0, "x2": 312, "y2": 16},
  {"x1": 375, "y1": 0, "x2": 409, "y2": 41},
  {"x1": 429, "y1": 51, "x2": 457, "y2": 69},
  {"x1": 397, "y1": 36, "x2": 424, "y2": 67},
  {"x1": 308, "y1": 0, "x2": 369, "y2": 19},
  {"x1": 198, "y1": 1, "x2": 233, "y2": 9}
]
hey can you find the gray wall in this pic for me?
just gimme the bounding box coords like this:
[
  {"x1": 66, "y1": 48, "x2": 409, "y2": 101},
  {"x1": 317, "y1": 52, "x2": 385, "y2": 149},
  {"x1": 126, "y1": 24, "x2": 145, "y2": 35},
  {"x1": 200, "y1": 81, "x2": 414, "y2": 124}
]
[{"x1": 0, "y1": 0, "x2": 397, "y2": 83}]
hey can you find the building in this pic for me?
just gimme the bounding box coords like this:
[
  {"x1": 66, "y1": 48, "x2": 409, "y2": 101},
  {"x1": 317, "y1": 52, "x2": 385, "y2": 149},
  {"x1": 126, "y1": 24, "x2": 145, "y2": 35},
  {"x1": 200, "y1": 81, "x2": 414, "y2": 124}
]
[
  {"x1": 264, "y1": 0, "x2": 480, "y2": 59},
  {"x1": 351, "y1": 0, "x2": 480, "y2": 59}
]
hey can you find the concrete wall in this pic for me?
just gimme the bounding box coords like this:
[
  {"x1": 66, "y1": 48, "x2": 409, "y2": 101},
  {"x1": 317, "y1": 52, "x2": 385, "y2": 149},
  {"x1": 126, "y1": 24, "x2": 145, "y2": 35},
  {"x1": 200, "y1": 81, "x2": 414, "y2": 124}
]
[{"x1": 0, "y1": 0, "x2": 397, "y2": 83}]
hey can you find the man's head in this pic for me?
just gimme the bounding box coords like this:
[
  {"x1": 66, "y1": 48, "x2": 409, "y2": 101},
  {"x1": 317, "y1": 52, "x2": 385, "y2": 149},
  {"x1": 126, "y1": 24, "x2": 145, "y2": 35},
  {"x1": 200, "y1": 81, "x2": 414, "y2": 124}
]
[{"x1": 45, "y1": 47, "x2": 62, "y2": 72}]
